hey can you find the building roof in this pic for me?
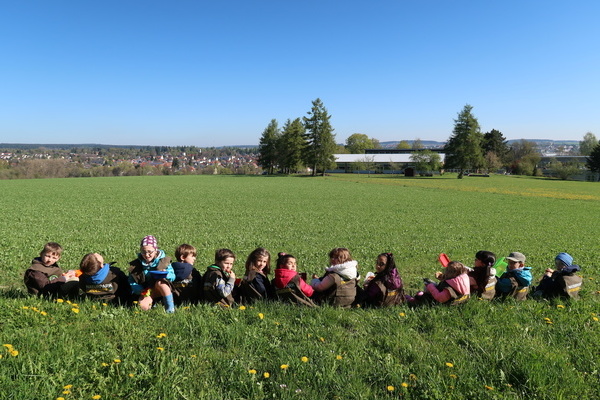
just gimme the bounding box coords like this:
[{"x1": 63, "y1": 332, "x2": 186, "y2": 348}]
[{"x1": 334, "y1": 153, "x2": 445, "y2": 163}]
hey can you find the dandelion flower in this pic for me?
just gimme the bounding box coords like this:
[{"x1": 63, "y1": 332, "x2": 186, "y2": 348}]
[
  {"x1": 280, "y1": 364, "x2": 289, "y2": 370},
  {"x1": 101, "y1": 363, "x2": 109, "y2": 367},
  {"x1": 301, "y1": 356, "x2": 309, "y2": 362},
  {"x1": 56, "y1": 397, "x2": 65, "y2": 400},
  {"x1": 485, "y1": 385, "x2": 494, "y2": 390},
  {"x1": 263, "y1": 372, "x2": 270, "y2": 378},
  {"x1": 22, "y1": 306, "x2": 29, "y2": 309},
  {"x1": 63, "y1": 385, "x2": 73, "y2": 390},
  {"x1": 128, "y1": 373, "x2": 135, "y2": 378},
  {"x1": 92, "y1": 396, "x2": 102, "y2": 400},
  {"x1": 445, "y1": 362, "x2": 454, "y2": 368},
  {"x1": 10, "y1": 350, "x2": 19, "y2": 357},
  {"x1": 113, "y1": 359, "x2": 121, "y2": 363},
  {"x1": 71, "y1": 308, "x2": 80, "y2": 314},
  {"x1": 399, "y1": 312, "x2": 406, "y2": 317},
  {"x1": 319, "y1": 337, "x2": 325, "y2": 342},
  {"x1": 248, "y1": 369, "x2": 257, "y2": 374},
  {"x1": 449, "y1": 374, "x2": 458, "y2": 379},
  {"x1": 156, "y1": 347, "x2": 164, "y2": 351},
  {"x1": 62, "y1": 390, "x2": 71, "y2": 395},
  {"x1": 56, "y1": 299, "x2": 64, "y2": 303},
  {"x1": 593, "y1": 317, "x2": 599, "y2": 322},
  {"x1": 336, "y1": 355, "x2": 343, "y2": 360},
  {"x1": 258, "y1": 313, "x2": 264, "y2": 320},
  {"x1": 401, "y1": 382, "x2": 408, "y2": 388},
  {"x1": 190, "y1": 355, "x2": 197, "y2": 358},
  {"x1": 3, "y1": 344, "x2": 13, "y2": 350},
  {"x1": 409, "y1": 374, "x2": 417, "y2": 381},
  {"x1": 387, "y1": 385, "x2": 395, "y2": 391},
  {"x1": 238, "y1": 306, "x2": 246, "y2": 310},
  {"x1": 556, "y1": 305, "x2": 565, "y2": 309}
]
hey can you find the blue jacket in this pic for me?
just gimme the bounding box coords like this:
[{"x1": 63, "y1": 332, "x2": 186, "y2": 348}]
[
  {"x1": 128, "y1": 249, "x2": 175, "y2": 294},
  {"x1": 497, "y1": 267, "x2": 532, "y2": 293}
]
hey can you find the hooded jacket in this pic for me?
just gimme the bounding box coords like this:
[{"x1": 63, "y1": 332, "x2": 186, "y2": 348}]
[
  {"x1": 426, "y1": 273, "x2": 470, "y2": 304},
  {"x1": 273, "y1": 268, "x2": 314, "y2": 297}
]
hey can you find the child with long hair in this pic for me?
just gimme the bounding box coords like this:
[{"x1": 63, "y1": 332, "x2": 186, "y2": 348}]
[
  {"x1": 128, "y1": 235, "x2": 176, "y2": 312},
  {"x1": 202, "y1": 248, "x2": 237, "y2": 307},
  {"x1": 468, "y1": 250, "x2": 497, "y2": 300},
  {"x1": 272, "y1": 252, "x2": 315, "y2": 306},
  {"x1": 311, "y1": 248, "x2": 359, "y2": 308},
  {"x1": 239, "y1": 247, "x2": 273, "y2": 303},
  {"x1": 362, "y1": 252, "x2": 404, "y2": 307},
  {"x1": 422, "y1": 260, "x2": 470, "y2": 305}
]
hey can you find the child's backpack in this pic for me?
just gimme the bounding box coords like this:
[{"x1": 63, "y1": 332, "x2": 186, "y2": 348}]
[{"x1": 274, "y1": 275, "x2": 316, "y2": 307}]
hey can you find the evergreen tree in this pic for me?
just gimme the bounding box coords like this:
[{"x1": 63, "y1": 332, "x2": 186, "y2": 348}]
[
  {"x1": 257, "y1": 119, "x2": 280, "y2": 174},
  {"x1": 586, "y1": 142, "x2": 600, "y2": 180},
  {"x1": 278, "y1": 118, "x2": 306, "y2": 174},
  {"x1": 444, "y1": 104, "x2": 485, "y2": 178},
  {"x1": 482, "y1": 129, "x2": 509, "y2": 166},
  {"x1": 303, "y1": 98, "x2": 337, "y2": 176}
]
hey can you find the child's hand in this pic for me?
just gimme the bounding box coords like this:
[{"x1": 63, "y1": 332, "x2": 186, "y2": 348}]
[
  {"x1": 228, "y1": 271, "x2": 236, "y2": 280},
  {"x1": 312, "y1": 274, "x2": 319, "y2": 279},
  {"x1": 544, "y1": 268, "x2": 554, "y2": 277},
  {"x1": 434, "y1": 271, "x2": 443, "y2": 280},
  {"x1": 63, "y1": 270, "x2": 79, "y2": 281}
]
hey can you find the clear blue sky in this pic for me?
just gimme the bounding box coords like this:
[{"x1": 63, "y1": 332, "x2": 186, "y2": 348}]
[{"x1": 1, "y1": 1, "x2": 598, "y2": 146}]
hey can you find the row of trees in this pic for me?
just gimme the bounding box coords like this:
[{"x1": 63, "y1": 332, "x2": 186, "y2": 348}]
[{"x1": 258, "y1": 98, "x2": 336, "y2": 176}]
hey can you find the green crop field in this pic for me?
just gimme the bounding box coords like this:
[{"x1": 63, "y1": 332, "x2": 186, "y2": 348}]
[{"x1": 0, "y1": 174, "x2": 599, "y2": 399}]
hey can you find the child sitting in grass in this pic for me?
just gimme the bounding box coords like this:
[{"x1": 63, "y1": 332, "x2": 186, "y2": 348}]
[
  {"x1": 128, "y1": 235, "x2": 176, "y2": 312},
  {"x1": 79, "y1": 252, "x2": 130, "y2": 304},
  {"x1": 532, "y1": 252, "x2": 583, "y2": 300},
  {"x1": 24, "y1": 242, "x2": 79, "y2": 299},
  {"x1": 239, "y1": 247, "x2": 273, "y2": 304},
  {"x1": 310, "y1": 248, "x2": 358, "y2": 308},
  {"x1": 362, "y1": 252, "x2": 404, "y2": 307},
  {"x1": 496, "y1": 252, "x2": 532, "y2": 300},
  {"x1": 421, "y1": 260, "x2": 471, "y2": 305},
  {"x1": 171, "y1": 244, "x2": 202, "y2": 305},
  {"x1": 272, "y1": 252, "x2": 315, "y2": 306},
  {"x1": 202, "y1": 248, "x2": 237, "y2": 307},
  {"x1": 468, "y1": 250, "x2": 497, "y2": 300}
]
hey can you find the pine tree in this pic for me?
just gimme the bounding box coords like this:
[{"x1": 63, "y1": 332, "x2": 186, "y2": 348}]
[
  {"x1": 444, "y1": 104, "x2": 485, "y2": 178},
  {"x1": 278, "y1": 118, "x2": 306, "y2": 174},
  {"x1": 586, "y1": 142, "x2": 600, "y2": 180},
  {"x1": 303, "y1": 98, "x2": 337, "y2": 176},
  {"x1": 257, "y1": 119, "x2": 280, "y2": 175}
]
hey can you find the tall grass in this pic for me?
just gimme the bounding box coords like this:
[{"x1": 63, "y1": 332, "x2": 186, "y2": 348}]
[{"x1": 0, "y1": 174, "x2": 598, "y2": 399}]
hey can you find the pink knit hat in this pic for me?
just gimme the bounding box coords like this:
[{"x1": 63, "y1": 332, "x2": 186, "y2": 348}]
[{"x1": 140, "y1": 235, "x2": 158, "y2": 249}]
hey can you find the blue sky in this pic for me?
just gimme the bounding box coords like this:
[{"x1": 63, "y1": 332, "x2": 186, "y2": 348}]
[{"x1": 1, "y1": 1, "x2": 598, "y2": 146}]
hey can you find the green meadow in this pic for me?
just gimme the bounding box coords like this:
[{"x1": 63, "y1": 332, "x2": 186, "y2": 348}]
[{"x1": 0, "y1": 174, "x2": 599, "y2": 399}]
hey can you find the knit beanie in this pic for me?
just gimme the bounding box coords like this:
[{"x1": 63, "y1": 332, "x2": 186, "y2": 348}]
[
  {"x1": 555, "y1": 252, "x2": 573, "y2": 267},
  {"x1": 141, "y1": 235, "x2": 158, "y2": 249}
]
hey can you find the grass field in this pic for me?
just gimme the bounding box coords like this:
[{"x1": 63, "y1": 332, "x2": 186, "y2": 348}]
[{"x1": 0, "y1": 174, "x2": 599, "y2": 399}]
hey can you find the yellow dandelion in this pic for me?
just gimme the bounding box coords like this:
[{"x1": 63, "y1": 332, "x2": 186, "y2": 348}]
[
  {"x1": 449, "y1": 374, "x2": 458, "y2": 379},
  {"x1": 258, "y1": 313, "x2": 264, "y2": 320},
  {"x1": 0, "y1": 355, "x2": 3, "y2": 359},
  {"x1": 56, "y1": 299, "x2": 64, "y2": 303},
  {"x1": 92, "y1": 396, "x2": 101, "y2": 400},
  {"x1": 593, "y1": 317, "x2": 599, "y2": 322},
  {"x1": 66, "y1": 300, "x2": 72, "y2": 304},
  {"x1": 101, "y1": 363, "x2": 109, "y2": 367},
  {"x1": 190, "y1": 355, "x2": 197, "y2": 358},
  {"x1": 485, "y1": 385, "x2": 494, "y2": 390},
  {"x1": 63, "y1": 385, "x2": 73, "y2": 390},
  {"x1": 263, "y1": 372, "x2": 270, "y2": 378},
  {"x1": 301, "y1": 356, "x2": 309, "y2": 362},
  {"x1": 10, "y1": 350, "x2": 19, "y2": 357},
  {"x1": 71, "y1": 308, "x2": 79, "y2": 314},
  {"x1": 156, "y1": 347, "x2": 164, "y2": 351},
  {"x1": 22, "y1": 306, "x2": 29, "y2": 309},
  {"x1": 238, "y1": 305, "x2": 246, "y2": 310},
  {"x1": 546, "y1": 320, "x2": 553, "y2": 324},
  {"x1": 113, "y1": 359, "x2": 121, "y2": 363},
  {"x1": 336, "y1": 355, "x2": 343, "y2": 360},
  {"x1": 319, "y1": 337, "x2": 325, "y2": 342},
  {"x1": 102, "y1": 303, "x2": 108, "y2": 307},
  {"x1": 3, "y1": 344, "x2": 13, "y2": 350},
  {"x1": 399, "y1": 312, "x2": 406, "y2": 317},
  {"x1": 409, "y1": 374, "x2": 417, "y2": 381},
  {"x1": 71, "y1": 303, "x2": 78, "y2": 307},
  {"x1": 248, "y1": 369, "x2": 257, "y2": 374},
  {"x1": 280, "y1": 364, "x2": 289, "y2": 370},
  {"x1": 401, "y1": 382, "x2": 408, "y2": 388},
  {"x1": 556, "y1": 305, "x2": 565, "y2": 309},
  {"x1": 156, "y1": 333, "x2": 167, "y2": 338},
  {"x1": 62, "y1": 390, "x2": 71, "y2": 395},
  {"x1": 128, "y1": 373, "x2": 135, "y2": 378},
  {"x1": 387, "y1": 385, "x2": 395, "y2": 391},
  {"x1": 40, "y1": 311, "x2": 47, "y2": 316},
  {"x1": 445, "y1": 362, "x2": 454, "y2": 368},
  {"x1": 133, "y1": 301, "x2": 138, "y2": 304},
  {"x1": 56, "y1": 397, "x2": 65, "y2": 400}
]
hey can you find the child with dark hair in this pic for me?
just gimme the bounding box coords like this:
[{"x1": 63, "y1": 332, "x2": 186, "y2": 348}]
[
  {"x1": 79, "y1": 253, "x2": 130, "y2": 304},
  {"x1": 24, "y1": 242, "x2": 79, "y2": 299},
  {"x1": 272, "y1": 252, "x2": 315, "y2": 306},
  {"x1": 202, "y1": 248, "x2": 237, "y2": 307},
  {"x1": 171, "y1": 244, "x2": 202, "y2": 305},
  {"x1": 362, "y1": 252, "x2": 404, "y2": 307},
  {"x1": 533, "y1": 252, "x2": 583, "y2": 300},
  {"x1": 128, "y1": 235, "x2": 176, "y2": 313},
  {"x1": 419, "y1": 261, "x2": 470, "y2": 305},
  {"x1": 468, "y1": 250, "x2": 498, "y2": 300},
  {"x1": 239, "y1": 247, "x2": 273, "y2": 304}
]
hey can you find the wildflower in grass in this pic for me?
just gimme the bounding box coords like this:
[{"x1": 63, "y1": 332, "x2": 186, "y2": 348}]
[
  {"x1": 258, "y1": 313, "x2": 264, "y2": 320},
  {"x1": 190, "y1": 355, "x2": 197, "y2": 358},
  {"x1": 399, "y1": 312, "x2": 406, "y2": 317},
  {"x1": 113, "y1": 359, "x2": 121, "y2": 363},
  {"x1": 10, "y1": 350, "x2": 19, "y2": 357},
  {"x1": 40, "y1": 311, "x2": 47, "y2": 316},
  {"x1": 387, "y1": 385, "x2": 395, "y2": 391},
  {"x1": 248, "y1": 369, "x2": 257, "y2": 374},
  {"x1": 157, "y1": 347, "x2": 164, "y2": 351},
  {"x1": 22, "y1": 306, "x2": 29, "y2": 309},
  {"x1": 239, "y1": 305, "x2": 246, "y2": 310},
  {"x1": 71, "y1": 308, "x2": 80, "y2": 314},
  {"x1": 101, "y1": 363, "x2": 109, "y2": 367},
  {"x1": 57, "y1": 397, "x2": 65, "y2": 400},
  {"x1": 319, "y1": 337, "x2": 325, "y2": 342},
  {"x1": 56, "y1": 299, "x2": 64, "y2": 303},
  {"x1": 71, "y1": 303, "x2": 78, "y2": 307},
  {"x1": 62, "y1": 390, "x2": 71, "y2": 395},
  {"x1": 280, "y1": 364, "x2": 289, "y2": 370},
  {"x1": 279, "y1": 384, "x2": 287, "y2": 388},
  {"x1": 336, "y1": 355, "x2": 343, "y2": 360},
  {"x1": 445, "y1": 362, "x2": 454, "y2": 368},
  {"x1": 485, "y1": 385, "x2": 494, "y2": 390},
  {"x1": 156, "y1": 333, "x2": 167, "y2": 338},
  {"x1": 263, "y1": 372, "x2": 270, "y2": 378},
  {"x1": 556, "y1": 305, "x2": 565, "y2": 309},
  {"x1": 63, "y1": 385, "x2": 72, "y2": 390},
  {"x1": 0, "y1": 355, "x2": 3, "y2": 359},
  {"x1": 401, "y1": 382, "x2": 408, "y2": 388},
  {"x1": 593, "y1": 317, "x2": 599, "y2": 322},
  {"x1": 409, "y1": 374, "x2": 417, "y2": 381},
  {"x1": 129, "y1": 373, "x2": 135, "y2": 377},
  {"x1": 92, "y1": 396, "x2": 101, "y2": 400},
  {"x1": 102, "y1": 303, "x2": 108, "y2": 306},
  {"x1": 301, "y1": 356, "x2": 309, "y2": 362},
  {"x1": 3, "y1": 344, "x2": 13, "y2": 350},
  {"x1": 449, "y1": 374, "x2": 458, "y2": 379}
]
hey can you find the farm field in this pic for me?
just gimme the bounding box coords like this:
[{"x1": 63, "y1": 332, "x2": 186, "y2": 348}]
[{"x1": 0, "y1": 174, "x2": 599, "y2": 399}]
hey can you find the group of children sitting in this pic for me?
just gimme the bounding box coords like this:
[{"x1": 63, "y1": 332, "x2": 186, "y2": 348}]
[{"x1": 23, "y1": 236, "x2": 584, "y2": 312}]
